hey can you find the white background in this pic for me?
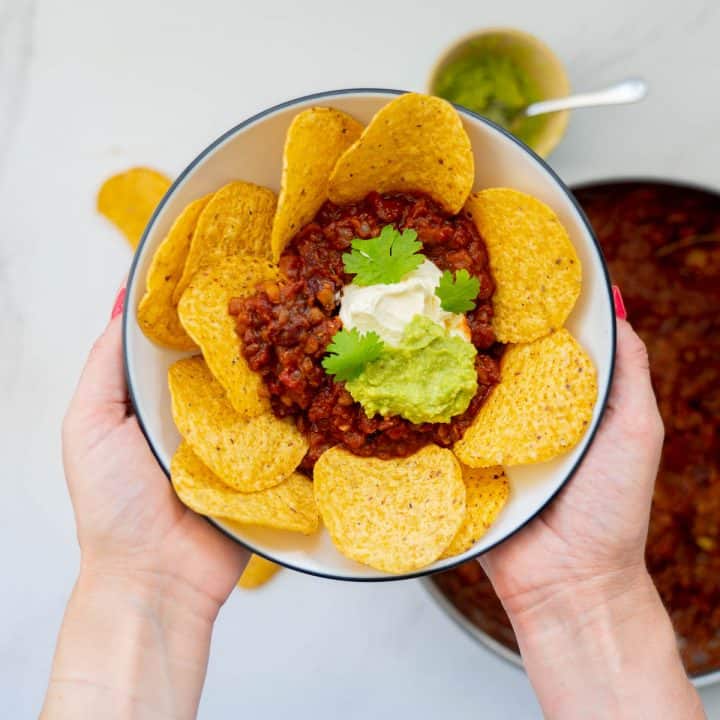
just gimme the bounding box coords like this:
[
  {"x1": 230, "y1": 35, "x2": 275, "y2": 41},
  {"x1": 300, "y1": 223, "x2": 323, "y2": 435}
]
[{"x1": 1, "y1": 0, "x2": 719, "y2": 717}]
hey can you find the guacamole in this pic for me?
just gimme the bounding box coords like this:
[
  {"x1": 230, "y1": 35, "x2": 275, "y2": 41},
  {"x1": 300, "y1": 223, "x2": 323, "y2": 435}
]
[
  {"x1": 346, "y1": 315, "x2": 478, "y2": 424},
  {"x1": 433, "y1": 50, "x2": 543, "y2": 148}
]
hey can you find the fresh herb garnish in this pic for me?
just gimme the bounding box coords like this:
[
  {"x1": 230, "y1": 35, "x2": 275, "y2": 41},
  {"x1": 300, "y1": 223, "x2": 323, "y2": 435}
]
[
  {"x1": 322, "y1": 328, "x2": 384, "y2": 382},
  {"x1": 435, "y1": 269, "x2": 480, "y2": 313},
  {"x1": 342, "y1": 225, "x2": 424, "y2": 286}
]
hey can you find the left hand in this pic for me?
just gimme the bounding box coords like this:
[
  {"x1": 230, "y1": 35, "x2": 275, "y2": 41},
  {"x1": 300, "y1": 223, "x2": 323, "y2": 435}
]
[
  {"x1": 62, "y1": 299, "x2": 248, "y2": 615},
  {"x1": 478, "y1": 318, "x2": 702, "y2": 719}
]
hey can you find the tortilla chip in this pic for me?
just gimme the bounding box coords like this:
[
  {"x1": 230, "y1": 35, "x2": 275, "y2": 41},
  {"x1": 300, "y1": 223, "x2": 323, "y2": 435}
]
[
  {"x1": 171, "y1": 442, "x2": 319, "y2": 534},
  {"x1": 136, "y1": 195, "x2": 210, "y2": 349},
  {"x1": 168, "y1": 357, "x2": 307, "y2": 492},
  {"x1": 440, "y1": 466, "x2": 509, "y2": 559},
  {"x1": 271, "y1": 108, "x2": 363, "y2": 260},
  {"x1": 97, "y1": 167, "x2": 171, "y2": 249},
  {"x1": 173, "y1": 181, "x2": 277, "y2": 302},
  {"x1": 178, "y1": 255, "x2": 278, "y2": 417},
  {"x1": 313, "y1": 445, "x2": 465, "y2": 573},
  {"x1": 464, "y1": 188, "x2": 581, "y2": 343},
  {"x1": 237, "y1": 555, "x2": 281, "y2": 589},
  {"x1": 328, "y1": 93, "x2": 473, "y2": 214},
  {"x1": 454, "y1": 329, "x2": 597, "y2": 467}
]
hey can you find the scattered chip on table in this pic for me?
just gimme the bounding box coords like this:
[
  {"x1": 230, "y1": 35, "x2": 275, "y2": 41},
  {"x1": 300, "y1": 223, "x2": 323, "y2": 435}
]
[
  {"x1": 168, "y1": 357, "x2": 307, "y2": 492},
  {"x1": 328, "y1": 93, "x2": 474, "y2": 215},
  {"x1": 313, "y1": 445, "x2": 466, "y2": 573},
  {"x1": 237, "y1": 555, "x2": 281, "y2": 590},
  {"x1": 136, "y1": 194, "x2": 210, "y2": 349},
  {"x1": 440, "y1": 466, "x2": 509, "y2": 559},
  {"x1": 464, "y1": 188, "x2": 581, "y2": 343},
  {"x1": 178, "y1": 254, "x2": 278, "y2": 417},
  {"x1": 174, "y1": 181, "x2": 277, "y2": 302},
  {"x1": 97, "y1": 167, "x2": 171, "y2": 249},
  {"x1": 271, "y1": 107, "x2": 363, "y2": 260},
  {"x1": 171, "y1": 441, "x2": 319, "y2": 534},
  {"x1": 454, "y1": 328, "x2": 597, "y2": 467}
]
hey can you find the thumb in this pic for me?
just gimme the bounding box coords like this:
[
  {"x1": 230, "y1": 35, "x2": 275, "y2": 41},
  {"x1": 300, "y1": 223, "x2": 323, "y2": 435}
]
[
  {"x1": 66, "y1": 310, "x2": 128, "y2": 430},
  {"x1": 608, "y1": 320, "x2": 660, "y2": 424}
]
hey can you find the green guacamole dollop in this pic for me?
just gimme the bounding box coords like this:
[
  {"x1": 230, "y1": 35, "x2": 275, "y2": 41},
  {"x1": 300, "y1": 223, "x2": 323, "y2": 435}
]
[
  {"x1": 346, "y1": 315, "x2": 477, "y2": 424},
  {"x1": 433, "y1": 50, "x2": 543, "y2": 148}
]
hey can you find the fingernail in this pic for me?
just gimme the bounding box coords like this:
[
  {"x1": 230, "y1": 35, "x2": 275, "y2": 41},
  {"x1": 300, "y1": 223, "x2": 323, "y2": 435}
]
[
  {"x1": 612, "y1": 285, "x2": 627, "y2": 321},
  {"x1": 111, "y1": 286, "x2": 126, "y2": 319}
]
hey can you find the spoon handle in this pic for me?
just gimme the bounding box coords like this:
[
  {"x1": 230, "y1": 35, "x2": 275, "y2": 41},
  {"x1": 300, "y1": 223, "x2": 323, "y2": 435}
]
[{"x1": 524, "y1": 78, "x2": 648, "y2": 118}]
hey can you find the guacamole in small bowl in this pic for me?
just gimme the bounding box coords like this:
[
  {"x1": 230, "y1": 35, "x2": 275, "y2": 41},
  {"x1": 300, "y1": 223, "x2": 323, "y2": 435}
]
[{"x1": 429, "y1": 29, "x2": 570, "y2": 157}]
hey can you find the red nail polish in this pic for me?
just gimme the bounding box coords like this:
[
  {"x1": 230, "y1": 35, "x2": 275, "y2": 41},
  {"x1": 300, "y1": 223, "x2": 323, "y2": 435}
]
[
  {"x1": 111, "y1": 287, "x2": 126, "y2": 319},
  {"x1": 612, "y1": 285, "x2": 627, "y2": 321}
]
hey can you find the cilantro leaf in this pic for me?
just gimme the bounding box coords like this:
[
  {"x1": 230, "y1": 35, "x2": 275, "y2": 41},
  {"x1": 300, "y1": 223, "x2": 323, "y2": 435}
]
[
  {"x1": 322, "y1": 328, "x2": 384, "y2": 382},
  {"x1": 342, "y1": 225, "x2": 424, "y2": 286},
  {"x1": 435, "y1": 269, "x2": 480, "y2": 313}
]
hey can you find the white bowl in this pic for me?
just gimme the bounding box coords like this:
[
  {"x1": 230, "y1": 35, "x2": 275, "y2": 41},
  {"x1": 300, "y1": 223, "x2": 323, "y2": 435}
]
[{"x1": 123, "y1": 89, "x2": 616, "y2": 581}]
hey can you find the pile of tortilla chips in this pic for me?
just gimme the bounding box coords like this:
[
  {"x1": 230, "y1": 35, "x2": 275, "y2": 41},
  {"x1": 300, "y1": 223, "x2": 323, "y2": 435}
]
[{"x1": 109, "y1": 93, "x2": 597, "y2": 575}]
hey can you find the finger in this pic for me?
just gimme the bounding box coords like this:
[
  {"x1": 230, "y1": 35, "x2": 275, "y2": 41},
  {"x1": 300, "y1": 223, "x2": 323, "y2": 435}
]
[
  {"x1": 608, "y1": 319, "x2": 657, "y2": 415},
  {"x1": 111, "y1": 286, "x2": 127, "y2": 319},
  {"x1": 612, "y1": 284, "x2": 627, "y2": 320},
  {"x1": 110, "y1": 277, "x2": 128, "y2": 319},
  {"x1": 68, "y1": 315, "x2": 128, "y2": 419},
  {"x1": 603, "y1": 319, "x2": 664, "y2": 463}
]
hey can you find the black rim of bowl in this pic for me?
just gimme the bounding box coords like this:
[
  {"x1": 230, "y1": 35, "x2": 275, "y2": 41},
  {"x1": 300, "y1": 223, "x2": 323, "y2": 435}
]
[{"x1": 122, "y1": 88, "x2": 617, "y2": 583}]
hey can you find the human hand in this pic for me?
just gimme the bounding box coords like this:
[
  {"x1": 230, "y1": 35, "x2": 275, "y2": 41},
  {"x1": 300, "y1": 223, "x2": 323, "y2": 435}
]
[
  {"x1": 63, "y1": 288, "x2": 248, "y2": 610},
  {"x1": 481, "y1": 316, "x2": 663, "y2": 616},
  {"x1": 480, "y1": 292, "x2": 702, "y2": 719},
  {"x1": 43, "y1": 288, "x2": 248, "y2": 719}
]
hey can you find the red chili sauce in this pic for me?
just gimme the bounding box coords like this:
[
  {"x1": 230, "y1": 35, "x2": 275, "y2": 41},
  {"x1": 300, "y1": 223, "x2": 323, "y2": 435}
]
[
  {"x1": 230, "y1": 191, "x2": 503, "y2": 471},
  {"x1": 432, "y1": 181, "x2": 720, "y2": 677}
]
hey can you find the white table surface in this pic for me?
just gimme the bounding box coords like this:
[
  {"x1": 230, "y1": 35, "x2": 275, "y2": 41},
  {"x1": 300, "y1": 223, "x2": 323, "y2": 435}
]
[{"x1": 2, "y1": 0, "x2": 719, "y2": 716}]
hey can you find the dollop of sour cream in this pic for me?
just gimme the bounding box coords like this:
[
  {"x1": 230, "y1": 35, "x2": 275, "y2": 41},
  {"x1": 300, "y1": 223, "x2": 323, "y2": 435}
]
[{"x1": 339, "y1": 259, "x2": 470, "y2": 346}]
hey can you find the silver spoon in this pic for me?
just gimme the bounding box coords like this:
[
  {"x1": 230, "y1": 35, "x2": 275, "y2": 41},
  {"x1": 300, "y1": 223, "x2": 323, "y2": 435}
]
[{"x1": 522, "y1": 78, "x2": 648, "y2": 118}]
